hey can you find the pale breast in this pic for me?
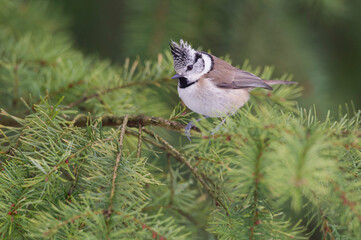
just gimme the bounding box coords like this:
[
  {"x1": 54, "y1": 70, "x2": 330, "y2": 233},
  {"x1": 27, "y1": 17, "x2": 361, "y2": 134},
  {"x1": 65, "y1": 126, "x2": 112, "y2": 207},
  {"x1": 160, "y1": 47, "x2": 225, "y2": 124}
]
[{"x1": 178, "y1": 78, "x2": 250, "y2": 117}]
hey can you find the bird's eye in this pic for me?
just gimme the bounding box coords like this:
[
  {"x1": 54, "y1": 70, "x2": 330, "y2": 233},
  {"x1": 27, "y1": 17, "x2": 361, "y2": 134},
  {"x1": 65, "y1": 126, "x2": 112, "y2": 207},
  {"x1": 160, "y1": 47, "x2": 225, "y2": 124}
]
[{"x1": 187, "y1": 65, "x2": 193, "y2": 71}]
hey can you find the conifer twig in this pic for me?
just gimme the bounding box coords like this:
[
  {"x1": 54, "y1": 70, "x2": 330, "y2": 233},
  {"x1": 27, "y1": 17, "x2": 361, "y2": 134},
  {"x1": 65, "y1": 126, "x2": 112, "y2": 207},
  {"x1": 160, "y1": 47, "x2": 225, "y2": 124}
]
[
  {"x1": 67, "y1": 78, "x2": 170, "y2": 108},
  {"x1": 39, "y1": 138, "x2": 113, "y2": 185},
  {"x1": 75, "y1": 114, "x2": 200, "y2": 135},
  {"x1": 167, "y1": 154, "x2": 175, "y2": 206},
  {"x1": 107, "y1": 115, "x2": 129, "y2": 216},
  {"x1": 250, "y1": 144, "x2": 264, "y2": 239},
  {"x1": 13, "y1": 64, "x2": 19, "y2": 106},
  {"x1": 44, "y1": 209, "x2": 165, "y2": 238},
  {"x1": 0, "y1": 114, "x2": 201, "y2": 136},
  {"x1": 136, "y1": 124, "x2": 143, "y2": 158},
  {"x1": 43, "y1": 210, "x2": 103, "y2": 236},
  {"x1": 140, "y1": 128, "x2": 230, "y2": 215},
  {"x1": 332, "y1": 181, "x2": 361, "y2": 222}
]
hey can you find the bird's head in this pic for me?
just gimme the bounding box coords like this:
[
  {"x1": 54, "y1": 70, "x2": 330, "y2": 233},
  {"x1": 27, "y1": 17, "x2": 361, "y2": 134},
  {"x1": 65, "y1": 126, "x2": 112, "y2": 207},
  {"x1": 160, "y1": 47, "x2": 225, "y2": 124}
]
[{"x1": 169, "y1": 39, "x2": 212, "y2": 82}]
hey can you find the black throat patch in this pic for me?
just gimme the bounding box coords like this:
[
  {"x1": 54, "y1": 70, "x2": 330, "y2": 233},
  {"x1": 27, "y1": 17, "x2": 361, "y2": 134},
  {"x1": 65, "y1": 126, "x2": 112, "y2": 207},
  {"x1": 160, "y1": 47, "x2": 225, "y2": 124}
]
[{"x1": 178, "y1": 77, "x2": 197, "y2": 89}]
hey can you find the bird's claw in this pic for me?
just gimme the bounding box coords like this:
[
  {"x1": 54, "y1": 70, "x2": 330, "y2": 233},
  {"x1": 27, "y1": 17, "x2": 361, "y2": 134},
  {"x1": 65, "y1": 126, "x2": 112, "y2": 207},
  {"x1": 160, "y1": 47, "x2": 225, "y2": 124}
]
[
  {"x1": 185, "y1": 121, "x2": 194, "y2": 142},
  {"x1": 209, "y1": 117, "x2": 227, "y2": 140}
]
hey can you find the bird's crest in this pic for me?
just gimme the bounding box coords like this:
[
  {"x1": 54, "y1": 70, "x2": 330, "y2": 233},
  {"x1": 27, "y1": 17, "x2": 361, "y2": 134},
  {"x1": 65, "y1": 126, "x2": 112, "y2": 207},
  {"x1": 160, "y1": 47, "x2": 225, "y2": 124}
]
[{"x1": 169, "y1": 39, "x2": 195, "y2": 71}]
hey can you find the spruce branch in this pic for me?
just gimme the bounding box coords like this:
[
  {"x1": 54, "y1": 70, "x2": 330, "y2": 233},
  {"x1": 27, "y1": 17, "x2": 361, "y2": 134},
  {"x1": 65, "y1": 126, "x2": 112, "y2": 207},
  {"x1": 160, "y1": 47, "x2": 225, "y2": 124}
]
[
  {"x1": 66, "y1": 138, "x2": 113, "y2": 201},
  {"x1": 67, "y1": 78, "x2": 171, "y2": 108},
  {"x1": 13, "y1": 64, "x2": 19, "y2": 106},
  {"x1": 2, "y1": 1, "x2": 361, "y2": 238},
  {"x1": 125, "y1": 128, "x2": 226, "y2": 211},
  {"x1": 332, "y1": 181, "x2": 361, "y2": 222},
  {"x1": 76, "y1": 115, "x2": 200, "y2": 135},
  {"x1": 167, "y1": 154, "x2": 175, "y2": 206},
  {"x1": 107, "y1": 115, "x2": 129, "y2": 217},
  {"x1": 114, "y1": 210, "x2": 166, "y2": 240},
  {"x1": 0, "y1": 113, "x2": 201, "y2": 137},
  {"x1": 43, "y1": 210, "x2": 103, "y2": 237},
  {"x1": 43, "y1": 209, "x2": 167, "y2": 239},
  {"x1": 321, "y1": 216, "x2": 335, "y2": 240},
  {"x1": 51, "y1": 79, "x2": 85, "y2": 97},
  {"x1": 136, "y1": 124, "x2": 143, "y2": 158},
  {"x1": 141, "y1": 128, "x2": 230, "y2": 215}
]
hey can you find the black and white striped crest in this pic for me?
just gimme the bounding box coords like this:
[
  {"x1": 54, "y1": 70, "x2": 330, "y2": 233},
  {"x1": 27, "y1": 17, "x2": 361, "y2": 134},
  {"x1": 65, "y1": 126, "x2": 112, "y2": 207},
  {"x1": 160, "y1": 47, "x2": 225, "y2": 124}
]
[{"x1": 169, "y1": 39, "x2": 195, "y2": 72}]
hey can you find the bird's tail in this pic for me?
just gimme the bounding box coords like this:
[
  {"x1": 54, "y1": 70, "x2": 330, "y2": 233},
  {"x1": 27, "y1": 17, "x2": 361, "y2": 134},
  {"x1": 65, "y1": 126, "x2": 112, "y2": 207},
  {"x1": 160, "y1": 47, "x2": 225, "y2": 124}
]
[{"x1": 263, "y1": 80, "x2": 298, "y2": 85}]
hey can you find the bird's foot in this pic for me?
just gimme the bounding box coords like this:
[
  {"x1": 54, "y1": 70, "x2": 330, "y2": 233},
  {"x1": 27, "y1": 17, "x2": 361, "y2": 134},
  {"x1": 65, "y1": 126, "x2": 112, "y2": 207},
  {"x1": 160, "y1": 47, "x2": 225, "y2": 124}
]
[
  {"x1": 184, "y1": 116, "x2": 209, "y2": 142},
  {"x1": 185, "y1": 121, "x2": 194, "y2": 142},
  {"x1": 210, "y1": 117, "x2": 228, "y2": 137}
]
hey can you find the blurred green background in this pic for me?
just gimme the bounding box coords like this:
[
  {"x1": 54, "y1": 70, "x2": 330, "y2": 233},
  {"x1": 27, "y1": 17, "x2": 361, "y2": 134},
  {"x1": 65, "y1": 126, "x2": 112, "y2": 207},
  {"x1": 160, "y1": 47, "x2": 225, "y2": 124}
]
[{"x1": 58, "y1": 0, "x2": 361, "y2": 115}]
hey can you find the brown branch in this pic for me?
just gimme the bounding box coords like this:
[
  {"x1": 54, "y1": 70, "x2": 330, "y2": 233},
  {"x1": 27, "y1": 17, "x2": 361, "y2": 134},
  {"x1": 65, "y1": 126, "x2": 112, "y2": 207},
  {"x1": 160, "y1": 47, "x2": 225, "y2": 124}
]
[
  {"x1": 67, "y1": 78, "x2": 171, "y2": 108},
  {"x1": 73, "y1": 115, "x2": 200, "y2": 135},
  {"x1": 107, "y1": 115, "x2": 129, "y2": 216},
  {"x1": 0, "y1": 114, "x2": 201, "y2": 136},
  {"x1": 140, "y1": 128, "x2": 229, "y2": 215}
]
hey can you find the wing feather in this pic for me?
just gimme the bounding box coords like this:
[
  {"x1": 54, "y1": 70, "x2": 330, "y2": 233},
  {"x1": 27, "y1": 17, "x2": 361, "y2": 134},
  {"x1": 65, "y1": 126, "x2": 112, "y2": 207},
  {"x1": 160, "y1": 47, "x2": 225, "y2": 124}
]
[{"x1": 205, "y1": 55, "x2": 273, "y2": 90}]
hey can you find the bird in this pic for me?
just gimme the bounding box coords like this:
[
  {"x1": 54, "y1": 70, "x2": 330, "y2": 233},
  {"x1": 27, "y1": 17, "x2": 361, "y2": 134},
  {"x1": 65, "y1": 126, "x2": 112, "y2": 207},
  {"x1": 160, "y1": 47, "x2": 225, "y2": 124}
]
[{"x1": 169, "y1": 39, "x2": 297, "y2": 140}]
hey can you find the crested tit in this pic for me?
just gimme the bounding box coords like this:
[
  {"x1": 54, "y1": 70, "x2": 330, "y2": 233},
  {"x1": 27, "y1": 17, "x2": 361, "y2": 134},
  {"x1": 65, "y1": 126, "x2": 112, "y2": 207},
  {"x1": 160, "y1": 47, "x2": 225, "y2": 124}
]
[{"x1": 169, "y1": 39, "x2": 297, "y2": 140}]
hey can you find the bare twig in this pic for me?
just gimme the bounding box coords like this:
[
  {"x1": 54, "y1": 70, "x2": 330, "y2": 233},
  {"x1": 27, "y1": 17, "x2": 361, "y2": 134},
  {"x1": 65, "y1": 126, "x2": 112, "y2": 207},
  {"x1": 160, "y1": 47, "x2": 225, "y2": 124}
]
[
  {"x1": 73, "y1": 114, "x2": 200, "y2": 135},
  {"x1": 108, "y1": 115, "x2": 129, "y2": 216}
]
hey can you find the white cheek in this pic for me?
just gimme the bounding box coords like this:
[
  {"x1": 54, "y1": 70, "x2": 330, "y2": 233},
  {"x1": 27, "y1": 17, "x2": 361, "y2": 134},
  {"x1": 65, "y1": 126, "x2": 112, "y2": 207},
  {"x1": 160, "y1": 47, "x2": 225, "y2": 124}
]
[
  {"x1": 186, "y1": 54, "x2": 212, "y2": 82},
  {"x1": 201, "y1": 54, "x2": 212, "y2": 75}
]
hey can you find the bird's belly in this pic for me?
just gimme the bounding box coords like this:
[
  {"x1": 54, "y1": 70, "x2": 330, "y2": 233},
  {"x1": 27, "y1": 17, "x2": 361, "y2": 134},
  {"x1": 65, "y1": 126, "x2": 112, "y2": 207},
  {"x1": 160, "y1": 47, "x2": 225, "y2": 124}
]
[{"x1": 178, "y1": 82, "x2": 249, "y2": 117}]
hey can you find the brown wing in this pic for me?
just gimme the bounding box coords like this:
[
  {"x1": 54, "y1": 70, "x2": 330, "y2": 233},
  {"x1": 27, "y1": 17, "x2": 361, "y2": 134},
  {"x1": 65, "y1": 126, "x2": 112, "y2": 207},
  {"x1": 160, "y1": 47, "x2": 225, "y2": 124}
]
[{"x1": 205, "y1": 55, "x2": 273, "y2": 90}]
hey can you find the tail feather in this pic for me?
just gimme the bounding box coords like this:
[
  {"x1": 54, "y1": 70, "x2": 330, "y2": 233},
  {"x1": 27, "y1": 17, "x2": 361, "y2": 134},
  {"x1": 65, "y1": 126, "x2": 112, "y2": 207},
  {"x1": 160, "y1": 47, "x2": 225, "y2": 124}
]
[{"x1": 263, "y1": 80, "x2": 298, "y2": 85}]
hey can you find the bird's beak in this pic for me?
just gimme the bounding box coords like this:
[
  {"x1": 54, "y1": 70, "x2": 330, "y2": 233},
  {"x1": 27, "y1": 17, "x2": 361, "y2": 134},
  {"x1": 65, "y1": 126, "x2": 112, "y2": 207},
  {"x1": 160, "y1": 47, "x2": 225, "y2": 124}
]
[{"x1": 171, "y1": 74, "x2": 183, "y2": 79}]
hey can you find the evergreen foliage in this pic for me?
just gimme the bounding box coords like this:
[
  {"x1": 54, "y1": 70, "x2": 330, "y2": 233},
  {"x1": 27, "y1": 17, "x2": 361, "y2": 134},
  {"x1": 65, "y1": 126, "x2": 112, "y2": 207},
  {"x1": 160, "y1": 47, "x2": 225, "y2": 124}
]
[
  {"x1": 60, "y1": 0, "x2": 361, "y2": 113},
  {"x1": 1, "y1": 1, "x2": 360, "y2": 239}
]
